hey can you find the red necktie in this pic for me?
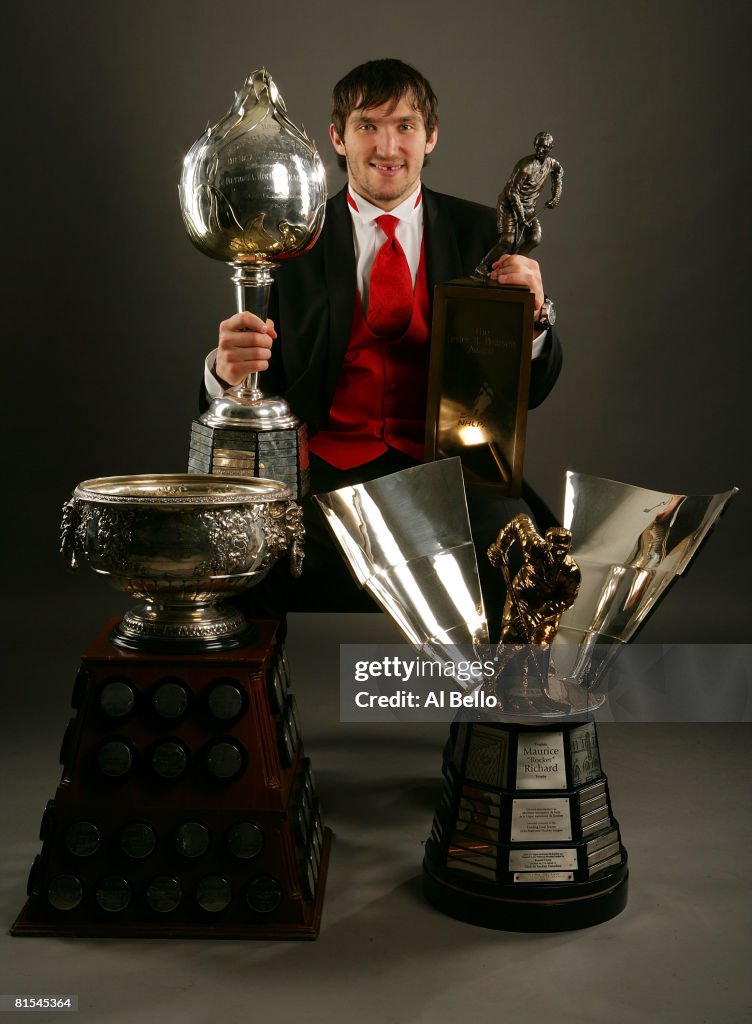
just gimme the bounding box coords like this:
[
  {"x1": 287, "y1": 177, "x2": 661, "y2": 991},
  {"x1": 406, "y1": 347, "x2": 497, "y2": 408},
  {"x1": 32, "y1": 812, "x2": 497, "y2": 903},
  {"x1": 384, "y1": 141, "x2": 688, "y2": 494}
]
[{"x1": 367, "y1": 214, "x2": 413, "y2": 337}]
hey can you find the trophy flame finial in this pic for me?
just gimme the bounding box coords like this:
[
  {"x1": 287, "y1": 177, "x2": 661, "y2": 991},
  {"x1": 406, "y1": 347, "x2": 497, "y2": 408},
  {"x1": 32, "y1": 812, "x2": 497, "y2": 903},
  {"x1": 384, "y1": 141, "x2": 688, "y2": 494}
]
[{"x1": 179, "y1": 68, "x2": 326, "y2": 267}]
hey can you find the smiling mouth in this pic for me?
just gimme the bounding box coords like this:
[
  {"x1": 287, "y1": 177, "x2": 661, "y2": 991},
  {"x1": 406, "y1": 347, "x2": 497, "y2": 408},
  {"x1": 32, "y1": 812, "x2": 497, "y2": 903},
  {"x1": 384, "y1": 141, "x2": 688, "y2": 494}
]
[{"x1": 371, "y1": 162, "x2": 405, "y2": 174}]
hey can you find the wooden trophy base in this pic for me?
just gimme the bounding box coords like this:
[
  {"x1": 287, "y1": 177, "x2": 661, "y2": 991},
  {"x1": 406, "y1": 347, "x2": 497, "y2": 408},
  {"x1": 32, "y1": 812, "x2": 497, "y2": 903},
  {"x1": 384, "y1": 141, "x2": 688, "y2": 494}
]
[
  {"x1": 12, "y1": 617, "x2": 330, "y2": 940},
  {"x1": 422, "y1": 718, "x2": 628, "y2": 932}
]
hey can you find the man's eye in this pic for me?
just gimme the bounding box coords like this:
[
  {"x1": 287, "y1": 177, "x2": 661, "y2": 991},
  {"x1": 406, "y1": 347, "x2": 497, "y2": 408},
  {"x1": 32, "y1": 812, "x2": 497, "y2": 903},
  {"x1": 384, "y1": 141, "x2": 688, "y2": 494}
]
[
  {"x1": 399, "y1": 124, "x2": 415, "y2": 131},
  {"x1": 356, "y1": 124, "x2": 375, "y2": 131}
]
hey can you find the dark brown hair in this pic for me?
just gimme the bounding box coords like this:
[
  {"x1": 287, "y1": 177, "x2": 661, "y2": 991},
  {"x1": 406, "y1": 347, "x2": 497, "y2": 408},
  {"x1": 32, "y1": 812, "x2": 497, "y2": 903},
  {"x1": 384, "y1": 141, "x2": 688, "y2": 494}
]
[{"x1": 331, "y1": 59, "x2": 439, "y2": 137}]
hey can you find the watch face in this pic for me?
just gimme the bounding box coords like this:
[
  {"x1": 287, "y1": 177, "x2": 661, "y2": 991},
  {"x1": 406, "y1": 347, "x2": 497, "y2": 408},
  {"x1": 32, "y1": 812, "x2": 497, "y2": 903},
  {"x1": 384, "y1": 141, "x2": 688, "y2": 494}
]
[{"x1": 542, "y1": 299, "x2": 556, "y2": 326}]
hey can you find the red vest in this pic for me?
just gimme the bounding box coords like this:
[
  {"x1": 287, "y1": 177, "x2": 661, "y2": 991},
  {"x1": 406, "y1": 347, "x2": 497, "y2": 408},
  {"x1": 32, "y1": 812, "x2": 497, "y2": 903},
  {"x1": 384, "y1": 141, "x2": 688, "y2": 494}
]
[{"x1": 309, "y1": 244, "x2": 431, "y2": 470}]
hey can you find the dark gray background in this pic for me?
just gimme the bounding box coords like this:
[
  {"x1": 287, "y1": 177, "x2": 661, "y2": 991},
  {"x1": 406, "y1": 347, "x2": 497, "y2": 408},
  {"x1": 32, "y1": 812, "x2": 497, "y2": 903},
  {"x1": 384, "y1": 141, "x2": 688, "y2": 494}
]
[
  {"x1": 2, "y1": 5, "x2": 750, "y2": 1018},
  {"x1": 5, "y1": 0, "x2": 750, "y2": 654}
]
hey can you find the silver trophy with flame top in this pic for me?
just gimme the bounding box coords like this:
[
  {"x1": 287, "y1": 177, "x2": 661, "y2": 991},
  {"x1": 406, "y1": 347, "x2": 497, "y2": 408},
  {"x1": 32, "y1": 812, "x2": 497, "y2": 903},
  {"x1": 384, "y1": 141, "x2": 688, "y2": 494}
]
[{"x1": 181, "y1": 69, "x2": 327, "y2": 497}]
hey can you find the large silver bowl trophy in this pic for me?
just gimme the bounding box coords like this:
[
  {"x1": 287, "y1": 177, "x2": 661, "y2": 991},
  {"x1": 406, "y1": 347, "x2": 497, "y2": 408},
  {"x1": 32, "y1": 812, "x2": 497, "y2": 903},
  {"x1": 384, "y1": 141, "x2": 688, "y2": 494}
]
[
  {"x1": 317, "y1": 461, "x2": 736, "y2": 930},
  {"x1": 180, "y1": 69, "x2": 326, "y2": 498},
  {"x1": 61, "y1": 473, "x2": 303, "y2": 652}
]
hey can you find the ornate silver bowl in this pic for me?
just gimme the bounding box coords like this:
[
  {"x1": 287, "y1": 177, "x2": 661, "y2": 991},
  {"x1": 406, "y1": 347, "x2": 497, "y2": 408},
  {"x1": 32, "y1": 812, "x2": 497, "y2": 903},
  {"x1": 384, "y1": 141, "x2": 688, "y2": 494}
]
[{"x1": 61, "y1": 474, "x2": 304, "y2": 651}]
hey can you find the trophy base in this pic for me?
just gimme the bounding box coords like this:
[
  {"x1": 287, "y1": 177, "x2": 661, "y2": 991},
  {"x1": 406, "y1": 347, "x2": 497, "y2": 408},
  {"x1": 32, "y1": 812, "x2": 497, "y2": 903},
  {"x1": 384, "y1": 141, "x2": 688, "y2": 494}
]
[
  {"x1": 200, "y1": 390, "x2": 298, "y2": 431},
  {"x1": 111, "y1": 602, "x2": 257, "y2": 654},
  {"x1": 423, "y1": 852, "x2": 628, "y2": 933},
  {"x1": 12, "y1": 829, "x2": 332, "y2": 941},
  {"x1": 422, "y1": 718, "x2": 628, "y2": 931},
  {"x1": 189, "y1": 418, "x2": 309, "y2": 498},
  {"x1": 12, "y1": 618, "x2": 331, "y2": 940}
]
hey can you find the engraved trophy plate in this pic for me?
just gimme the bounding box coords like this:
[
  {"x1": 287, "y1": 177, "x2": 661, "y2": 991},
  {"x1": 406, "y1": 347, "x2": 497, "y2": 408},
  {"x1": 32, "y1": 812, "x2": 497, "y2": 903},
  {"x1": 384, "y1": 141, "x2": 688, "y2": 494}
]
[
  {"x1": 245, "y1": 876, "x2": 283, "y2": 914},
  {"x1": 151, "y1": 741, "x2": 189, "y2": 780},
  {"x1": 146, "y1": 876, "x2": 182, "y2": 914},
  {"x1": 206, "y1": 740, "x2": 245, "y2": 780},
  {"x1": 227, "y1": 822, "x2": 264, "y2": 860},
  {"x1": 515, "y1": 731, "x2": 567, "y2": 789},
  {"x1": 195, "y1": 876, "x2": 232, "y2": 913},
  {"x1": 151, "y1": 682, "x2": 190, "y2": 720},
  {"x1": 97, "y1": 740, "x2": 133, "y2": 778},
  {"x1": 207, "y1": 681, "x2": 246, "y2": 721},
  {"x1": 96, "y1": 876, "x2": 132, "y2": 913},
  {"x1": 174, "y1": 821, "x2": 211, "y2": 859},
  {"x1": 426, "y1": 283, "x2": 533, "y2": 496},
  {"x1": 513, "y1": 871, "x2": 575, "y2": 883},
  {"x1": 509, "y1": 848, "x2": 578, "y2": 872},
  {"x1": 99, "y1": 680, "x2": 135, "y2": 718},
  {"x1": 64, "y1": 821, "x2": 102, "y2": 858},
  {"x1": 120, "y1": 822, "x2": 157, "y2": 860},
  {"x1": 510, "y1": 797, "x2": 572, "y2": 841},
  {"x1": 47, "y1": 875, "x2": 83, "y2": 912}
]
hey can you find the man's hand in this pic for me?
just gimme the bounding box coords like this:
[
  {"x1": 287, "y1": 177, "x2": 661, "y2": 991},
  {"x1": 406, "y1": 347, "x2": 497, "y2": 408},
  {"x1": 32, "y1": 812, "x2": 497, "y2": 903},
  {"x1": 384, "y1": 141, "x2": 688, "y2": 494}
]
[
  {"x1": 488, "y1": 254, "x2": 545, "y2": 319},
  {"x1": 216, "y1": 311, "x2": 277, "y2": 386}
]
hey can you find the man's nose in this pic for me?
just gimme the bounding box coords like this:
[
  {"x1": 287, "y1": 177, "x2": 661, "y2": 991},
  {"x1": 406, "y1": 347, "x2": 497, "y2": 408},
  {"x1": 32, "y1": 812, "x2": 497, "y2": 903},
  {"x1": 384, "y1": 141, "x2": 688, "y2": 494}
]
[{"x1": 377, "y1": 128, "x2": 400, "y2": 155}]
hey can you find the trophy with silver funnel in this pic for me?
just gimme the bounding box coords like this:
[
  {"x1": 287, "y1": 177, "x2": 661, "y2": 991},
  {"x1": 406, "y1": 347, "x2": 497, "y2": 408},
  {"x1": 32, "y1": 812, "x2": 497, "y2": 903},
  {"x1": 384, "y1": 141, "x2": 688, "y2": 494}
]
[
  {"x1": 316, "y1": 461, "x2": 737, "y2": 930},
  {"x1": 181, "y1": 69, "x2": 326, "y2": 497}
]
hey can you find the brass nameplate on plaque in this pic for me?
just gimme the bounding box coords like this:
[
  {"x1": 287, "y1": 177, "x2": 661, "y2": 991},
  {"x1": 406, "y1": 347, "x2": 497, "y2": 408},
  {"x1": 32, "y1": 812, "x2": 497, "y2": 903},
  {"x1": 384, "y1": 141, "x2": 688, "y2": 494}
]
[
  {"x1": 515, "y1": 731, "x2": 567, "y2": 789},
  {"x1": 509, "y1": 848, "x2": 578, "y2": 872},
  {"x1": 511, "y1": 797, "x2": 572, "y2": 841},
  {"x1": 513, "y1": 871, "x2": 575, "y2": 883},
  {"x1": 426, "y1": 281, "x2": 533, "y2": 496}
]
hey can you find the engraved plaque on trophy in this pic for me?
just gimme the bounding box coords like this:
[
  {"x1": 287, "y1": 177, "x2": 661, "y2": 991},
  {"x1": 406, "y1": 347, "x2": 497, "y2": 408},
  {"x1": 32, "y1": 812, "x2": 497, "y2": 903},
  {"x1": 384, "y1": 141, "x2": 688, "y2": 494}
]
[
  {"x1": 515, "y1": 731, "x2": 567, "y2": 789},
  {"x1": 510, "y1": 798, "x2": 572, "y2": 841},
  {"x1": 425, "y1": 283, "x2": 533, "y2": 496}
]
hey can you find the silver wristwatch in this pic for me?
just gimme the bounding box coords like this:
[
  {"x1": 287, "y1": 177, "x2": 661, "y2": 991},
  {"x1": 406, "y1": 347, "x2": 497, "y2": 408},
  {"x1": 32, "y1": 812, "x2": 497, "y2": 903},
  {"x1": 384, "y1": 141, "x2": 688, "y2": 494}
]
[{"x1": 536, "y1": 295, "x2": 556, "y2": 329}]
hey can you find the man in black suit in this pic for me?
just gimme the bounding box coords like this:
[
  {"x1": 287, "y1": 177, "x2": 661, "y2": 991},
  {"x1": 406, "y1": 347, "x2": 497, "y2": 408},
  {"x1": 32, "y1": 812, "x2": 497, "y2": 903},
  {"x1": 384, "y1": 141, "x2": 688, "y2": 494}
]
[{"x1": 203, "y1": 59, "x2": 562, "y2": 631}]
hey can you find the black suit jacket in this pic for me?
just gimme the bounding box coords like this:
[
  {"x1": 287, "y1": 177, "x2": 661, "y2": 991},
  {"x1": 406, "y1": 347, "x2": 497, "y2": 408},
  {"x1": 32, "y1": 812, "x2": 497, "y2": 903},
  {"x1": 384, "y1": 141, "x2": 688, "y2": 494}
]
[{"x1": 261, "y1": 185, "x2": 563, "y2": 435}]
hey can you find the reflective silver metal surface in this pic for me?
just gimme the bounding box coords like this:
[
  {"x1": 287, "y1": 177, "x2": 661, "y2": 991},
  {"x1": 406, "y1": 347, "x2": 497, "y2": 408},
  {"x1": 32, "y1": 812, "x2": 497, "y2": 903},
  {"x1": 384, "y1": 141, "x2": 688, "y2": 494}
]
[
  {"x1": 319, "y1": 462, "x2": 737, "y2": 720},
  {"x1": 549, "y1": 472, "x2": 738, "y2": 689},
  {"x1": 179, "y1": 68, "x2": 325, "y2": 268},
  {"x1": 180, "y1": 68, "x2": 326, "y2": 432},
  {"x1": 315, "y1": 459, "x2": 488, "y2": 661},
  {"x1": 60, "y1": 473, "x2": 304, "y2": 651}
]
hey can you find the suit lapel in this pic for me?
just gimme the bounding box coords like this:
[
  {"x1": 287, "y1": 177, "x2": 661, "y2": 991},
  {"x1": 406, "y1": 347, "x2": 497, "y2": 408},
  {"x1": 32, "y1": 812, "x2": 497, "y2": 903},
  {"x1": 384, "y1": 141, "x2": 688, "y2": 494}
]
[
  {"x1": 324, "y1": 187, "x2": 357, "y2": 403},
  {"x1": 422, "y1": 187, "x2": 463, "y2": 315}
]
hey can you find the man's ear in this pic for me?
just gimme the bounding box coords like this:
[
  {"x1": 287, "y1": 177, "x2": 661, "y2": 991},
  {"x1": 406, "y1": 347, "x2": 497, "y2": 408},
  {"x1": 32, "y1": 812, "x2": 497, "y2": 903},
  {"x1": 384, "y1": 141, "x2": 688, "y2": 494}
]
[
  {"x1": 425, "y1": 125, "x2": 438, "y2": 156},
  {"x1": 329, "y1": 123, "x2": 347, "y2": 156}
]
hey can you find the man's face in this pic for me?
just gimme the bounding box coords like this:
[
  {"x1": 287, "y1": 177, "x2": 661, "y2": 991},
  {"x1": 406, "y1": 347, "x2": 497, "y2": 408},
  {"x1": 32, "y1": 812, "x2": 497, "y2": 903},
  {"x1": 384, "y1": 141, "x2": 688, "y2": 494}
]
[
  {"x1": 329, "y1": 96, "x2": 438, "y2": 211},
  {"x1": 534, "y1": 142, "x2": 551, "y2": 162}
]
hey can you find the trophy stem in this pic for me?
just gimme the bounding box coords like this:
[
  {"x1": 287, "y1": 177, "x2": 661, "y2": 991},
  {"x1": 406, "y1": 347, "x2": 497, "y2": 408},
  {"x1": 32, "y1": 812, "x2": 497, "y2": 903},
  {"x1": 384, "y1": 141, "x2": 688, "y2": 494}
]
[
  {"x1": 189, "y1": 262, "x2": 309, "y2": 496},
  {"x1": 231, "y1": 264, "x2": 275, "y2": 399}
]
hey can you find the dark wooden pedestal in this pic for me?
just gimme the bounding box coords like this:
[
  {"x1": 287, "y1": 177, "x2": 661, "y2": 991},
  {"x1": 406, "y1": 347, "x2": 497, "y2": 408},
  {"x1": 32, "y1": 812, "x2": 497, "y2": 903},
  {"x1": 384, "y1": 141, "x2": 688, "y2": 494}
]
[
  {"x1": 12, "y1": 618, "x2": 330, "y2": 940},
  {"x1": 423, "y1": 719, "x2": 628, "y2": 932}
]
